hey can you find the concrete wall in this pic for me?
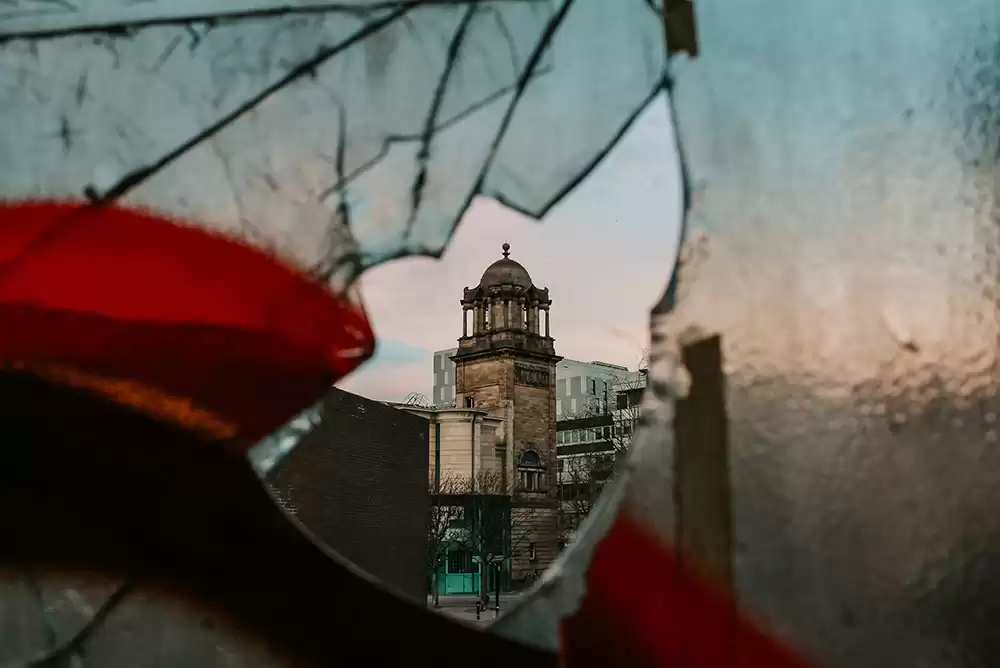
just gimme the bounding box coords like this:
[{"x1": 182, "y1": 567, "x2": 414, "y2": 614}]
[
  {"x1": 423, "y1": 409, "x2": 504, "y2": 483},
  {"x1": 265, "y1": 387, "x2": 429, "y2": 603}
]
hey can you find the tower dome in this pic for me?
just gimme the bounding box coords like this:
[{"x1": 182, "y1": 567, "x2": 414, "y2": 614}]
[
  {"x1": 478, "y1": 242, "x2": 533, "y2": 289},
  {"x1": 457, "y1": 243, "x2": 555, "y2": 353}
]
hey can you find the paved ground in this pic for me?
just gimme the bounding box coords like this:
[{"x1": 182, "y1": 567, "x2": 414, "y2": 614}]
[{"x1": 426, "y1": 593, "x2": 522, "y2": 628}]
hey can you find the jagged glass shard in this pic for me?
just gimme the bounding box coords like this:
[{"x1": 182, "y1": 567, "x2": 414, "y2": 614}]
[
  {"x1": 503, "y1": 2, "x2": 1000, "y2": 667},
  {"x1": 1, "y1": 2, "x2": 669, "y2": 662},
  {"x1": 0, "y1": 0, "x2": 665, "y2": 283},
  {"x1": 662, "y1": 3, "x2": 1000, "y2": 665}
]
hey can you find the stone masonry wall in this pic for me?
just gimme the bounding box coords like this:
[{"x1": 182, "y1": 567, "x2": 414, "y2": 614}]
[
  {"x1": 454, "y1": 355, "x2": 508, "y2": 414},
  {"x1": 454, "y1": 352, "x2": 560, "y2": 584},
  {"x1": 511, "y1": 359, "x2": 560, "y2": 580}
]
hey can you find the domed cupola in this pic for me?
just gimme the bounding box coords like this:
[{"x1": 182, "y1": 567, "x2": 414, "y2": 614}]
[{"x1": 456, "y1": 243, "x2": 555, "y2": 358}]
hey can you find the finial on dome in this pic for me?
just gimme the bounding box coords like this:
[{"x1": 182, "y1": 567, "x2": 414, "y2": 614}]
[{"x1": 502, "y1": 242, "x2": 511, "y2": 258}]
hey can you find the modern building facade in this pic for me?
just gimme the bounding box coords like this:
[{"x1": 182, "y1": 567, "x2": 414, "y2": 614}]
[
  {"x1": 555, "y1": 366, "x2": 647, "y2": 546},
  {"x1": 432, "y1": 348, "x2": 458, "y2": 406}
]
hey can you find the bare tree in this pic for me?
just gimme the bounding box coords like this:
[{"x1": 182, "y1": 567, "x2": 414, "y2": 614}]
[
  {"x1": 608, "y1": 354, "x2": 649, "y2": 460},
  {"x1": 463, "y1": 469, "x2": 541, "y2": 602},
  {"x1": 556, "y1": 350, "x2": 648, "y2": 544},
  {"x1": 427, "y1": 472, "x2": 465, "y2": 608},
  {"x1": 580, "y1": 349, "x2": 649, "y2": 459},
  {"x1": 557, "y1": 453, "x2": 614, "y2": 544},
  {"x1": 429, "y1": 469, "x2": 540, "y2": 603}
]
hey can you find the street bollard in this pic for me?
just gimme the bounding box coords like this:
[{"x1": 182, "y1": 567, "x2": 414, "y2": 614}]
[{"x1": 475, "y1": 601, "x2": 480, "y2": 620}]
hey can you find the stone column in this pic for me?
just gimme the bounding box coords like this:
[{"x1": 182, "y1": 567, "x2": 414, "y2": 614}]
[{"x1": 519, "y1": 297, "x2": 526, "y2": 330}]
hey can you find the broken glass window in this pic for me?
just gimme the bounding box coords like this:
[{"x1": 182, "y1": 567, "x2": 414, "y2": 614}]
[{"x1": 0, "y1": 1, "x2": 670, "y2": 665}]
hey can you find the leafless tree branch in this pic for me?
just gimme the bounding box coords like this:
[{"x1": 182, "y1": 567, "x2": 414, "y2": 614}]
[{"x1": 557, "y1": 353, "x2": 648, "y2": 540}]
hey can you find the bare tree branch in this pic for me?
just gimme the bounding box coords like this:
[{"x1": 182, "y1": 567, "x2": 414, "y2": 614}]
[
  {"x1": 429, "y1": 468, "x2": 542, "y2": 600},
  {"x1": 557, "y1": 352, "x2": 648, "y2": 542}
]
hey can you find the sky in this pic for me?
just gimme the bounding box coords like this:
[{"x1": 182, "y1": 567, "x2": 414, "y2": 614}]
[{"x1": 337, "y1": 93, "x2": 683, "y2": 403}]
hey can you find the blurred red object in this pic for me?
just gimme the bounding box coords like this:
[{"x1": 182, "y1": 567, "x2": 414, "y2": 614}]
[
  {"x1": 0, "y1": 201, "x2": 373, "y2": 444},
  {"x1": 561, "y1": 513, "x2": 817, "y2": 668}
]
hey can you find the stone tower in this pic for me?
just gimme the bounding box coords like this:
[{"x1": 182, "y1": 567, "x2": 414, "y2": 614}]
[{"x1": 452, "y1": 242, "x2": 562, "y2": 583}]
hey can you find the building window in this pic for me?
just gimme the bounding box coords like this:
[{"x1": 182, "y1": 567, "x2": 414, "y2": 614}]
[
  {"x1": 589, "y1": 378, "x2": 597, "y2": 394},
  {"x1": 616, "y1": 392, "x2": 627, "y2": 410},
  {"x1": 464, "y1": 396, "x2": 475, "y2": 408},
  {"x1": 556, "y1": 399, "x2": 562, "y2": 415},
  {"x1": 519, "y1": 450, "x2": 542, "y2": 492},
  {"x1": 448, "y1": 550, "x2": 472, "y2": 573},
  {"x1": 571, "y1": 397, "x2": 578, "y2": 413}
]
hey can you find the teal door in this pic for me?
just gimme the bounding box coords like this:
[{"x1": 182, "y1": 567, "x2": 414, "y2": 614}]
[{"x1": 444, "y1": 573, "x2": 476, "y2": 594}]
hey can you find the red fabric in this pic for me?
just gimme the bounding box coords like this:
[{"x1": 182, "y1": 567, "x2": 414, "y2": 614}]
[
  {"x1": 0, "y1": 201, "x2": 373, "y2": 442},
  {"x1": 561, "y1": 513, "x2": 817, "y2": 668}
]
